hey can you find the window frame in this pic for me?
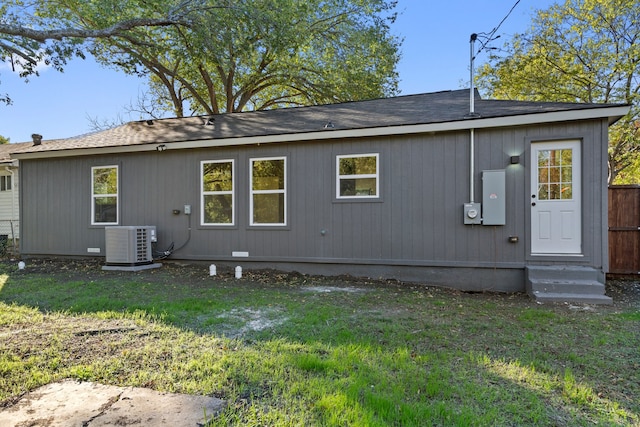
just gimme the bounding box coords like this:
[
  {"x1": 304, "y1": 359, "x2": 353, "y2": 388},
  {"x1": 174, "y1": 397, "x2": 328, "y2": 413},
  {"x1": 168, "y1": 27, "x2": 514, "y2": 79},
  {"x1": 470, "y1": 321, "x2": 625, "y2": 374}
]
[
  {"x1": 91, "y1": 165, "x2": 119, "y2": 226},
  {"x1": 249, "y1": 156, "x2": 287, "y2": 226},
  {"x1": 0, "y1": 175, "x2": 11, "y2": 192},
  {"x1": 200, "y1": 159, "x2": 235, "y2": 226},
  {"x1": 336, "y1": 153, "x2": 380, "y2": 200}
]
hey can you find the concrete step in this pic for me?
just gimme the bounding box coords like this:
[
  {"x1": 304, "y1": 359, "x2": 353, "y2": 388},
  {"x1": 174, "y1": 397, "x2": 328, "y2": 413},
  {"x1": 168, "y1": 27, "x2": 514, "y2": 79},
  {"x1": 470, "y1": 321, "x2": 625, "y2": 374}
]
[
  {"x1": 525, "y1": 265, "x2": 611, "y2": 305},
  {"x1": 526, "y1": 265, "x2": 602, "y2": 282},
  {"x1": 530, "y1": 291, "x2": 612, "y2": 305},
  {"x1": 528, "y1": 278, "x2": 606, "y2": 295}
]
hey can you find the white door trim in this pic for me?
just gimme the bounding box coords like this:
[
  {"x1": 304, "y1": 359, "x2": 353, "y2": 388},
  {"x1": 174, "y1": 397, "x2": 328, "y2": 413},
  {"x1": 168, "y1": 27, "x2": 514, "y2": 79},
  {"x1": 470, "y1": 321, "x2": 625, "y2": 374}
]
[{"x1": 530, "y1": 140, "x2": 582, "y2": 255}]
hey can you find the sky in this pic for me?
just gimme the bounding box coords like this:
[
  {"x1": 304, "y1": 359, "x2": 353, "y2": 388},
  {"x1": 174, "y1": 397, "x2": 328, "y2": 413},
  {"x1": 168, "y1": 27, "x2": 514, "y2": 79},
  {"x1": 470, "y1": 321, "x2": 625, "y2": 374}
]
[{"x1": 1, "y1": 0, "x2": 557, "y2": 143}]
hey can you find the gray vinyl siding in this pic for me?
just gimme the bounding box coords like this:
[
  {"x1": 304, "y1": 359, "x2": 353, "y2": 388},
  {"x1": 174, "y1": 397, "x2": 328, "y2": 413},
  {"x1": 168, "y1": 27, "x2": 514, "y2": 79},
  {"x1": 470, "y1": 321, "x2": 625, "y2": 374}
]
[{"x1": 19, "y1": 119, "x2": 608, "y2": 275}]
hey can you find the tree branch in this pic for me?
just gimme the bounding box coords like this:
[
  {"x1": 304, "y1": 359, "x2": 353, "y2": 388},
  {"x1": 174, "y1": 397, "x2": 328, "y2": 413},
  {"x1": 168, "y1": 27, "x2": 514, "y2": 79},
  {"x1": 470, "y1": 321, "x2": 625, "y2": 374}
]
[{"x1": 0, "y1": 17, "x2": 188, "y2": 43}]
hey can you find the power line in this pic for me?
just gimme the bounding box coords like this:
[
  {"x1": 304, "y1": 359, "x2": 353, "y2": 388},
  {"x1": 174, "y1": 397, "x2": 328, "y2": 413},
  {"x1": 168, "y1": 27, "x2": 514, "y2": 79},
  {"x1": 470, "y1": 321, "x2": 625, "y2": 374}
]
[{"x1": 474, "y1": 0, "x2": 521, "y2": 59}]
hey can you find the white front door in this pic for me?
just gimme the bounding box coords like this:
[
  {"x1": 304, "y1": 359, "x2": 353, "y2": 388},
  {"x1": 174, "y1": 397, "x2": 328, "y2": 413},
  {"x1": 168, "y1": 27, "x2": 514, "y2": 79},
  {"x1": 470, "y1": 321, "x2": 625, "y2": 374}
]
[{"x1": 531, "y1": 140, "x2": 582, "y2": 254}]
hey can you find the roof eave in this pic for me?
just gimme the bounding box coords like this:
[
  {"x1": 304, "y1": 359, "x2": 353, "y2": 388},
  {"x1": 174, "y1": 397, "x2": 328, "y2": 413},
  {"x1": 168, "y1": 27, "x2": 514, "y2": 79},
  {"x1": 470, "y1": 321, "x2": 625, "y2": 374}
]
[{"x1": 11, "y1": 105, "x2": 630, "y2": 160}]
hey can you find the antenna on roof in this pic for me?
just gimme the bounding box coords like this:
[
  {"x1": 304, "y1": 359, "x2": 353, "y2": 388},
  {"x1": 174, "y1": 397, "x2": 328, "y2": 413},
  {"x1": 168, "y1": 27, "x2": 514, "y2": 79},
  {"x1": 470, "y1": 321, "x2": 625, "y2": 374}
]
[
  {"x1": 468, "y1": 33, "x2": 479, "y2": 118},
  {"x1": 467, "y1": 0, "x2": 520, "y2": 117}
]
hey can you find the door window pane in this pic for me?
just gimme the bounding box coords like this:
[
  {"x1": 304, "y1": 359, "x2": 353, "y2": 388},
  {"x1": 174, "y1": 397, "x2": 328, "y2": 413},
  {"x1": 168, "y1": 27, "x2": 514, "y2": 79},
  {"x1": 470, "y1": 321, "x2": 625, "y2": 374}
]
[{"x1": 537, "y1": 149, "x2": 573, "y2": 200}]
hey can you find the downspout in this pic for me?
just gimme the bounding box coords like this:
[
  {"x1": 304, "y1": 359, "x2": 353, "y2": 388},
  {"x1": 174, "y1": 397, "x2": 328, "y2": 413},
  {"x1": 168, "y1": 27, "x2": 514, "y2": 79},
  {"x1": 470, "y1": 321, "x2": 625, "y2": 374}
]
[{"x1": 5, "y1": 164, "x2": 16, "y2": 246}]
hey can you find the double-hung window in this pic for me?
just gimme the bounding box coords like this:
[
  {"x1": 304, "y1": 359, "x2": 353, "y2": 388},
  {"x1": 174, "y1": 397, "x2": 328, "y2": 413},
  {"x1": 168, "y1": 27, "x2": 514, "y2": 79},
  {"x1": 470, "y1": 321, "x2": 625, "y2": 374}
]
[
  {"x1": 201, "y1": 160, "x2": 234, "y2": 225},
  {"x1": 250, "y1": 157, "x2": 286, "y2": 225},
  {"x1": 91, "y1": 166, "x2": 118, "y2": 225},
  {"x1": 0, "y1": 175, "x2": 11, "y2": 191},
  {"x1": 336, "y1": 153, "x2": 379, "y2": 199}
]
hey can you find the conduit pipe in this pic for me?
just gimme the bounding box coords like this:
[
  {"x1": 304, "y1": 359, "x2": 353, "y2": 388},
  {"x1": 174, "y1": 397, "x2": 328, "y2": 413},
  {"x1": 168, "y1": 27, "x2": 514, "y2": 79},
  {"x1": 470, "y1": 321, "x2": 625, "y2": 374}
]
[
  {"x1": 469, "y1": 129, "x2": 475, "y2": 203},
  {"x1": 468, "y1": 33, "x2": 478, "y2": 203}
]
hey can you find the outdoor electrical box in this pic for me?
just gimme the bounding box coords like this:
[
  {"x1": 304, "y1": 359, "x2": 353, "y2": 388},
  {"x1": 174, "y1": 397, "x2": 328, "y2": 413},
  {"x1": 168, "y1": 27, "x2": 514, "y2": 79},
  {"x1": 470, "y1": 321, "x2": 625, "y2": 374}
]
[
  {"x1": 482, "y1": 170, "x2": 506, "y2": 225},
  {"x1": 463, "y1": 202, "x2": 482, "y2": 225}
]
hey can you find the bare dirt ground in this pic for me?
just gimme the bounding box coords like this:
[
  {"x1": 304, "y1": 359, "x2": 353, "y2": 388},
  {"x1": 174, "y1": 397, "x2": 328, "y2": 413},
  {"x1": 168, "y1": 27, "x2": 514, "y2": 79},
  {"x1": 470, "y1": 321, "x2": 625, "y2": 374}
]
[
  {"x1": 604, "y1": 277, "x2": 640, "y2": 308},
  {"x1": 7, "y1": 257, "x2": 640, "y2": 309}
]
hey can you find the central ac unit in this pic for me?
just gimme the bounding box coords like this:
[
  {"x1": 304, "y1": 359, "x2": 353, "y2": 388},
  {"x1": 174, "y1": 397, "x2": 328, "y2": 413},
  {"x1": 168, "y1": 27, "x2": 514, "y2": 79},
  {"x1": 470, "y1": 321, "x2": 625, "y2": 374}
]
[{"x1": 105, "y1": 226, "x2": 156, "y2": 266}]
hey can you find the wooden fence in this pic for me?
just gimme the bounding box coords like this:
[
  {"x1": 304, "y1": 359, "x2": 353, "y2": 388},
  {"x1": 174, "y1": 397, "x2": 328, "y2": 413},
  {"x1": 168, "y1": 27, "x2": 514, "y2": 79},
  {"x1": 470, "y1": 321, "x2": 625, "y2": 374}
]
[{"x1": 609, "y1": 185, "x2": 640, "y2": 275}]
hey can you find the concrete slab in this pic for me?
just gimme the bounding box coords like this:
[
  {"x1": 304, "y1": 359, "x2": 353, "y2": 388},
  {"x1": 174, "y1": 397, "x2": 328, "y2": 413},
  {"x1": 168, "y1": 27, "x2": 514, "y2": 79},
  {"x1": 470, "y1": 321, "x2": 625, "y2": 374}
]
[
  {"x1": 102, "y1": 263, "x2": 163, "y2": 272},
  {"x1": 0, "y1": 380, "x2": 225, "y2": 426}
]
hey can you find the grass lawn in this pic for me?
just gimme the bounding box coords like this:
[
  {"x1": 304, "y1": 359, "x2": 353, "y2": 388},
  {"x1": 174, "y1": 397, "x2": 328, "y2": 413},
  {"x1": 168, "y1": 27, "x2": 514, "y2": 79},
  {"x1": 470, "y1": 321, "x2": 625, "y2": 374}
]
[{"x1": 0, "y1": 259, "x2": 638, "y2": 426}]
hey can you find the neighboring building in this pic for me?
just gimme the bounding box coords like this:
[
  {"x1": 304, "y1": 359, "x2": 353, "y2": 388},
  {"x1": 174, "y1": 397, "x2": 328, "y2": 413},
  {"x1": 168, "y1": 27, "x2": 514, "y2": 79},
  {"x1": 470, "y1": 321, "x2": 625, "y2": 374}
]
[
  {"x1": 10, "y1": 90, "x2": 629, "y2": 303},
  {"x1": 0, "y1": 141, "x2": 28, "y2": 249}
]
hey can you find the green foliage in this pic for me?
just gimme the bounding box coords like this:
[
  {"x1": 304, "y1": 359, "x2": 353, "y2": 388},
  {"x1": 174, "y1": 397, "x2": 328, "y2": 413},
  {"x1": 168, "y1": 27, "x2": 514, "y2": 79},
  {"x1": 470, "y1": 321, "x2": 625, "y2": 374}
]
[
  {"x1": 0, "y1": 135, "x2": 9, "y2": 144},
  {"x1": 477, "y1": 0, "x2": 640, "y2": 184},
  {"x1": 0, "y1": 1, "x2": 87, "y2": 76},
  {"x1": 58, "y1": 0, "x2": 400, "y2": 115},
  {"x1": 0, "y1": 0, "x2": 195, "y2": 108},
  {"x1": 2, "y1": 1, "x2": 399, "y2": 117}
]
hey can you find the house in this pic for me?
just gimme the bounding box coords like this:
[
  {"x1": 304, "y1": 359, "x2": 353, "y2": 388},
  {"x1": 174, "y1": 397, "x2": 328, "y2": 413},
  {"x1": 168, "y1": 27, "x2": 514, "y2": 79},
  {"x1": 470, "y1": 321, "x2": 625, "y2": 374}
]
[
  {"x1": 0, "y1": 141, "x2": 29, "y2": 251},
  {"x1": 10, "y1": 90, "x2": 629, "y2": 303}
]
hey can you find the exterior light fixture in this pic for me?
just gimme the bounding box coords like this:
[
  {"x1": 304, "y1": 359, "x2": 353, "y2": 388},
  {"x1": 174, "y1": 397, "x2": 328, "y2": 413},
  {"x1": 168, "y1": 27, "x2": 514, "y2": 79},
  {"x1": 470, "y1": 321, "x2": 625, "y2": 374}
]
[{"x1": 510, "y1": 155, "x2": 520, "y2": 165}]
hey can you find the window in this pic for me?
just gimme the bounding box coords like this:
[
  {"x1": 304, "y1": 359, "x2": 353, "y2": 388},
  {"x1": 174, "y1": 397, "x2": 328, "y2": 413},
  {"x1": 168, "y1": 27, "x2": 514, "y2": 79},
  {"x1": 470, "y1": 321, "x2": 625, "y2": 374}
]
[
  {"x1": 92, "y1": 166, "x2": 118, "y2": 225},
  {"x1": 201, "y1": 160, "x2": 234, "y2": 225},
  {"x1": 250, "y1": 157, "x2": 286, "y2": 225},
  {"x1": 538, "y1": 148, "x2": 573, "y2": 200},
  {"x1": 336, "y1": 153, "x2": 379, "y2": 199},
  {"x1": 0, "y1": 175, "x2": 11, "y2": 191}
]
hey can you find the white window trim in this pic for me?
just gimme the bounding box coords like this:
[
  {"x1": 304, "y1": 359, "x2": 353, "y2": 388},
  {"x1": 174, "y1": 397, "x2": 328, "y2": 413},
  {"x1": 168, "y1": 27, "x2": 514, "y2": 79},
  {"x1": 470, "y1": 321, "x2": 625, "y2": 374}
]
[
  {"x1": 91, "y1": 165, "x2": 119, "y2": 226},
  {"x1": 0, "y1": 175, "x2": 11, "y2": 192},
  {"x1": 250, "y1": 156, "x2": 287, "y2": 226},
  {"x1": 336, "y1": 153, "x2": 379, "y2": 199},
  {"x1": 201, "y1": 159, "x2": 235, "y2": 226}
]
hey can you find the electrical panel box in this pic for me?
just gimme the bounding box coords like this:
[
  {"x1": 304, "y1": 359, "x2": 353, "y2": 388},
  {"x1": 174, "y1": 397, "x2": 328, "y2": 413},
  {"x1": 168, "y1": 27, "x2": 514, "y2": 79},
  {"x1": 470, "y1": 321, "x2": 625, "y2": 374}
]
[
  {"x1": 463, "y1": 202, "x2": 482, "y2": 225},
  {"x1": 482, "y1": 170, "x2": 506, "y2": 225}
]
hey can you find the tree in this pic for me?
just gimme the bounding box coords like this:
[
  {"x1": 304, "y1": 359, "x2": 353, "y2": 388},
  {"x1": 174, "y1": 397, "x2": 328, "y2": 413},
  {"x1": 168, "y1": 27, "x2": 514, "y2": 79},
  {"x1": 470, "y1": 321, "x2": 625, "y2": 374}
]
[
  {"x1": 0, "y1": 135, "x2": 9, "y2": 144},
  {"x1": 47, "y1": 0, "x2": 400, "y2": 116},
  {"x1": 0, "y1": 0, "x2": 194, "y2": 104},
  {"x1": 477, "y1": 0, "x2": 640, "y2": 184}
]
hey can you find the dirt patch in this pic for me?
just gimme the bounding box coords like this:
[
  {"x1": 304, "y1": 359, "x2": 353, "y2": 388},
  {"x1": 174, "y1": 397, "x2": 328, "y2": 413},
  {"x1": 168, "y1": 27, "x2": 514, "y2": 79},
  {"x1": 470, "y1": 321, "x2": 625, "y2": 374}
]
[
  {"x1": 216, "y1": 307, "x2": 288, "y2": 338},
  {"x1": 606, "y1": 279, "x2": 640, "y2": 308},
  {"x1": 303, "y1": 286, "x2": 368, "y2": 293}
]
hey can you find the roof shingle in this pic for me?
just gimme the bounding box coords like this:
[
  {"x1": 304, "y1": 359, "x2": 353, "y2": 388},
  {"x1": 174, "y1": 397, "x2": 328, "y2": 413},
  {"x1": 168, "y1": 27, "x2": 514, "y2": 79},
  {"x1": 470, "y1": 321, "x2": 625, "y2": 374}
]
[{"x1": 8, "y1": 89, "x2": 627, "y2": 156}]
